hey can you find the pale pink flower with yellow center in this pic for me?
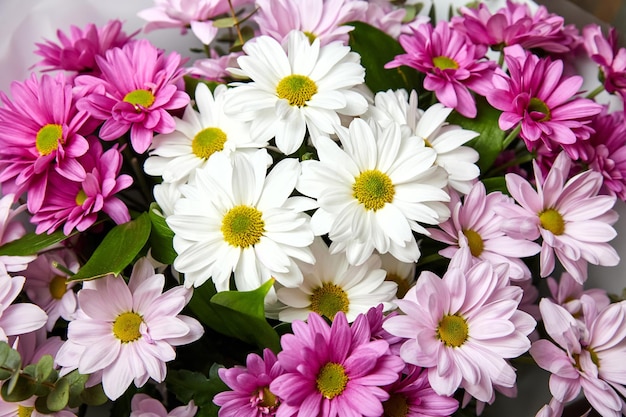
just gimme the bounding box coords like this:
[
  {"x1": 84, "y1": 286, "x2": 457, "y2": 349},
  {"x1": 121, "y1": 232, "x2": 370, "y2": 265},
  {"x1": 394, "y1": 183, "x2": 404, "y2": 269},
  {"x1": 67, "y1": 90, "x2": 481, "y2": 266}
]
[
  {"x1": 0, "y1": 273, "x2": 47, "y2": 343},
  {"x1": 547, "y1": 272, "x2": 610, "y2": 320},
  {"x1": 130, "y1": 393, "x2": 197, "y2": 417}
]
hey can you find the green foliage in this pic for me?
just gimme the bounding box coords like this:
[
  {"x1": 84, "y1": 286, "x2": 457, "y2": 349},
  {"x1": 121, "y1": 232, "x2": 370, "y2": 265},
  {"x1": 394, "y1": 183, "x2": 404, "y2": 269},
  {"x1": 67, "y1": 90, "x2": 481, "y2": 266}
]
[
  {"x1": 148, "y1": 203, "x2": 177, "y2": 264},
  {"x1": 482, "y1": 176, "x2": 508, "y2": 194},
  {"x1": 0, "y1": 229, "x2": 78, "y2": 256},
  {"x1": 70, "y1": 213, "x2": 151, "y2": 281},
  {"x1": 167, "y1": 365, "x2": 229, "y2": 417}
]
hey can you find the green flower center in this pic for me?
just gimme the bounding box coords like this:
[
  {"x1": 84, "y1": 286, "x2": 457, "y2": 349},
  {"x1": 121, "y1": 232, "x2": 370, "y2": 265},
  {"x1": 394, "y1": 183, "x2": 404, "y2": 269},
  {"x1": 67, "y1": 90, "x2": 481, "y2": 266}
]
[
  {"x1": 316, "y1": 362, "x2": 348, "y2": 399},
  {"x1": 112, "y1": 311, "x2": 143, "y2": 343},
  {"x1": 385, "y1": 273, "x2": 410, "y2": 299},
  {"x1": 17, "y1": 406, "x2": 34, "y2": 417},
  {"x1": 573, "y1": 348, "x2": 601, "y2": 371},
  {"x1": 528, "y1": 97, "x2": 551, "y2": 122},
  {"x1": 432, "y1": 56, "x2": 459, "y2": 70},
  {"x1": 353, "y1": 170, "x2": 395, "y2": 211},
  {"x1": 310, "y1": 283, "x2": 349, "y2": 320},
  {"x1": 192, "y1": 127, "x2": 227, "y2": 159},
  {"x1": 36, "y1": 124, "x2": 63, "y2": 156},
  {"x1": 463, "y1": 229, "x2": 484, "y2": 257},
  {"x1": 256, "y1": 386, "x2": 279, "y2": 410},
  {"x1": 539, "y1": 208, "x2": 565, "y2": 235},
  {"x1": 221, "y1": 205, "x2": 265, "y2": 248},
  {"x1": 383, "y1": 393, "x2": 409, "y2": 417},
  {"x1": 437, "y1": 314, "x2": 469, "y2": 347},
  {"x1": 123, "y1": 89, "x2": 155, "y2": 109},
  {"x1": 276, "y1": 74, "x2": 318, "y2": 107},
  {"x1": 75, "y1": 189, "x2": 87, "y2": 206},
  {"x1": 49, "y1": 275, "x2": 67, "y2": 300}
]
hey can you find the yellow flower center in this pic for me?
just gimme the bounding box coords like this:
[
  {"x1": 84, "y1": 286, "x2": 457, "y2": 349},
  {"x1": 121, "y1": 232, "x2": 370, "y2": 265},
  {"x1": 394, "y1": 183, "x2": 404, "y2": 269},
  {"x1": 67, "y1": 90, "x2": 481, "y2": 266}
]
[
  {"x1": 383, "y1": 393, "x2": 409, "y2": 417},
  {"x1": 221, "y1": 205, "x2": 265, "y2": 248},
  {"x1": 528, "y1": 97, "x2": 551, "y2": 121},
  {"x1": 191, "y1": 127, "x2": 227, "y2": 159},
  {"x1": 75, "y1": 189, "x2": 87, "y2": 206},
  {"x1": 316, "y1": 362, "x2": 348, "y2": 399},
  {"x1": 463, "y1": 229, "x2": 484, "y2": 257},
  {"x1": 276, "y1": 74, "x2": 318, "y2": 107},
  {"x1": 437, "y1": 314, "x2": 469, "y2": 347},
  {"x1": 36, "y1": 124, "x2": 63, "y2": 156},
  {"x1": 17, "y1": 406, "x2": 34, "y2": 417},
  {"x1": 353, "y1": 170, "x2": 395, "y2": 211},
  {"x1": 49, "y1": 275, "x2": 67, "y2": 300},
  {"x1": 303, "y1": 31, "x2": 317, "y2": 43},
  {"x1": 385, "y1": 273, "x2": 411, "y2": 299},
  {"x1": 310, "y1": 282, "x2": 349, "y2": 321},
  {"x1": 256, "y1": 386, "x2": 279, "y2": 409},
  {"x1": 112, "y1": 311, "x2": 143, "y2": 343},
  {"x1": 539, "y1": 208, "x2": 565, "y2": 235},
  {"x1": 432, "y1": 56, "x2": 459, "y2": 70},
  {"x1": 123, "y1": 89, "x2": 155, "y2": 109}
]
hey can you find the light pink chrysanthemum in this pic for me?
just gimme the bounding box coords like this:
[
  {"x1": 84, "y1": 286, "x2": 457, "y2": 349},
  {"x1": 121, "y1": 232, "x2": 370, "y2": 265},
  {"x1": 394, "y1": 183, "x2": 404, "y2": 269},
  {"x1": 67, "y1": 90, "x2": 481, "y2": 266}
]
[
  {"x1": 253, "y1": 0, "x2": 366, "y2": 46},
  {"x1": 130, "y1": 393, "x2": 197, "y2": 417},
  {"x1": 75, "y1": 39, "x2": 189, "y2": 154},
  {"x1": 0, "y1": 392, "x2": 76, "y2": 417},
  {"x1": 385, "y1": 21, "x2": 496, "y2": 118},
  {"x1": 503, "y1": 152, "x2": 620, "y2": 283},
  {"x1": 383, "y1": 260, "x2": 536, "y2": 402},
  {"x1": 0, "y1": 273, "x2": 47, "y2": 342},
  {"x1": 188, "y1": 50, "x2": 241, "y2": 83},
  {"x1": 0, "y1": 194, "x2": 35, "y2": 273},
  {"x1": 428, "y1": 181, "x2": 540, "y2": 281},
  {"x1": 486, "y1": 45, "x2": 602, "y2": 159},
  {"x1": 360, "y1": 0, "x2": 409, "y2": 39},
  {"x1": 33, "y1": 20, "x2": 137, "y2": 74},
  {"x1": 213, "y1": 349, "x2": 284, "y2": 417},
  {"x1": 55, "y1": 258, "x2": 204, "y2": 400},
  {"x1": 30, "y1": 138, "x2": 132, "y2": 235},
  {"x1": 452, "y1": 1, "x2": 580, "y2": 54},
  {"x1": 583, "y1": 24, "x2": 626, "y2": 101},
  {"x1": 23, "y1": 249, "x2": 80, "y2": 331},
  {"x1": 0, "y1": 72, "x2": 91, "y2": 213},
  {"x1": 270, "y1": 311, "x2": 404, "y2": 417},
  {"x1": 547, "y1": 272, "x2": 610, "y2": 320},
  {"x1": 138, "y1": 0, "x2": 250, "y2": 45},
  {"x1": 530, "y1": 298, "x2": 626, "y2": 417}
]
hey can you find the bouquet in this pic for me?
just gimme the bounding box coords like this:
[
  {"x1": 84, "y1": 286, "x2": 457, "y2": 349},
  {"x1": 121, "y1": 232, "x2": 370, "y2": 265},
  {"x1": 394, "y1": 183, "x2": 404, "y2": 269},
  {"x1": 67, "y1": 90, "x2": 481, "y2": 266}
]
[{"x1": 0, "y1": 0, "x2": 625, "y2": 416}]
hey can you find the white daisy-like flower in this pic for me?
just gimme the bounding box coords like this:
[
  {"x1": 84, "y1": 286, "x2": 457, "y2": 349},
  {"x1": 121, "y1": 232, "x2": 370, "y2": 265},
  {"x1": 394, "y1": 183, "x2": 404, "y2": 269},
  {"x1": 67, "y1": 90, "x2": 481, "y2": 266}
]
[
  {"x1": 365, "y1": 89, "x2": 480, "y2": 194},
  {"x1": 143, "y1": 83, "x2": 266, "y2": 184},
  {"x1": 297, "y1": 117, "x2": 450, "y2": 266},
  {"x1": 276, "y1": 237, "x2": 397, "y2": 323},
  {"x1": 167, "y1": 150, "x2": 316, "y2": 291},
  {"x1": 224, "y1": 30, "x2": 368, "y2": 155}
]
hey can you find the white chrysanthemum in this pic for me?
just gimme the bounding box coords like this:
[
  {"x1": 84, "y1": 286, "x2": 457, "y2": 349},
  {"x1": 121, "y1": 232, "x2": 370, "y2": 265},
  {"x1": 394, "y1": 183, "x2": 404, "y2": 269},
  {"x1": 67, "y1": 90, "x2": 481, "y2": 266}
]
[
  {"x1": 224, "y1": 30, "x2": 368, "y2": 155},
  {"x1": 297, "y1": 117, "x2": 450, "y2": 266},
  {"x1": 167, "y1": 150, "x2": 316, "y2": 291},
  {"x1": 365, "y1": 89, "x2": 480, "y2": 194},
  {"x1": 276, "y1": 237, "x2": 397, "y2": 323},
  {"x1": 144, "y1": 83, "x2": 266, "y2": 184}
]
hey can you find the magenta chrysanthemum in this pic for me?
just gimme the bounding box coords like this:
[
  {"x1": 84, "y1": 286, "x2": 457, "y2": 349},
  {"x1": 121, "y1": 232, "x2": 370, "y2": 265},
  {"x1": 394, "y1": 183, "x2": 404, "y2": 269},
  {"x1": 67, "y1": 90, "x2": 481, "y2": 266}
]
[
  {"x1": 583, "y1": 24, "x2": 626, "y2": 101},
  {"x1": 33, "y1": 19, "x2": 137, "y2": 74},
  {"x1": 270, "y1": 311, "x2": 404, "y2": 417},
  {"x1": 30, "y1": 138, "x2": 132, "y2": 235},
  {"x1": 385, "y1": 21, "x2": 496, "y2": 118},
  {"x1": 503, "y1": 152, "x2": 620, "y2": 283},
  {"x1": 486, "y1": 45, "x2": 602, "y2": 159},
  {"x1": 75, "y1": 39, "x2": 190, "y2": 153},
  {"x1": 0, "y1": 72, "x2": 91, "y2": 213},
  {"x1": 213, "y1": 349, "x2": 284, "y2": 417}
]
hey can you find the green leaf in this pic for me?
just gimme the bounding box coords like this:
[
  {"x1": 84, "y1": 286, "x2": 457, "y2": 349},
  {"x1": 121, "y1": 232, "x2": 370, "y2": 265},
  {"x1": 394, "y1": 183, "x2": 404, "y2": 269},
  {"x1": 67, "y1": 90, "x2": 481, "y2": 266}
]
[
  {"x1": 167, "y1": 366, "x2": 228, "y2": 415},
  {"x1": 47, "y1": 377, "x2": 70, "y2": 411},
  {"x1": 148, "y1": 203, "x2": 177, "y2": 265},
  {"x1": 184, "y1": 76, "x2": 221, "y2": 97},
  {"x1": 447, "y1": 97, "x2": 505, "y2": 174},
  {"x1": 79, "y1": 384, "x2": 108, "y2": 407},
  {"x1": 188, "y1": 280, "x2": 280, "y2": 352},
  {"x1": 482, "y1": 177, "x2": 508, "y2": 194},
  {"x1": 35, "y1": 355, "x2": 54, "y2": 382},
  {"x1": 62, "y1": 370, "x2": 89, "y2": 408},
  {"x1": 0, "y1": 343, "x2": 21, "y2": 380},
  {"x1": 1, "y1": 375, "x2": 36, "y2": 402},
  {"x1": 0, "y1": 229, "x2": 77, "y2": 256},
  {"x1": 212, "y1": 16, "x2": 237, "y2": 28},
  {"x1": 69, "y1": 213, "x2": 151, "y2": 281},
  {"x1": 348, "y1": 21, "x2": 422, "y2": 93}
]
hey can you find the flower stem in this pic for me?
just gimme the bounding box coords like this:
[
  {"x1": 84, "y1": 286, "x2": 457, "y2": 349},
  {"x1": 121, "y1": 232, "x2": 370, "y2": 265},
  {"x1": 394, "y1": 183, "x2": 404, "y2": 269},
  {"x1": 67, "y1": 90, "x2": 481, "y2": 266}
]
[
  {"x1": 228, "y1": 0, "x2": 244, "y2": 46},
  {"x1": 586, "y1": 84, "x2": 605, "y2": 99},
  {"x1": 502, "y1": 124, "x2": 522, "y2": 150}
]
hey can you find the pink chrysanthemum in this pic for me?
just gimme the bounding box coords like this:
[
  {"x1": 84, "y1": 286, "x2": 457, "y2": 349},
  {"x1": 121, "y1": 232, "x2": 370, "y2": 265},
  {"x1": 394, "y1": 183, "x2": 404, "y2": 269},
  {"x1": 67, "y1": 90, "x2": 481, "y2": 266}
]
[
  {"x1": 0, "y1": 194, "x2": 35, "y2": 273},
  {"x1": 188, "y1": 50, "x2": 241, "y2": 83},
  {"x1": 580, "y1": 110, "x2": 626, "y2": 200},
  {"x1": 0, "y1": 273, "x2": 47, "y2": 342},
  {"x1": 382, "y1": 365, "x2": 459, "y2": 417},
  {"x1": 383, "y1": 260, "x2": 536, "y2": 402},
  {"x1": 486, "y1": 45, "x2": 602, "y2": 159},
  {"x1": 530, "y1": 298, "x2": 626, "y2": 417},
  {"x1": 130, "y1": 394, "x2": 197, "y2": 417},
  {"x1": 55, "y1": 258, "x2": 204, "y2": 400},
  {"x1": 428, "y1": 181, "x2": 540, "y2": 280},
  {"x1": 33, "y1": 20, "x2": 137, "y2": 74},
  {"x1": 30, "y1": 138, "x2": 132, "y2": 235},
  {"x1": 583, "y1": 24, "x2": 626, "y2": 101},
  {"x1": 452, "y1": 1, "x2": 580, "y2": 54},
  {"x1": 75, "y1": 39, "x2": 189, "y2": 154},
  {"x1": 547, "y1": 272, "x2": 610, "y2": 321},
  {"x1": 213, "y1": 349, "x2": 284, "y2": 417},
  {"x1": 270, "y1": 311, "x2": 404, "y2": 417},
  {"x1": 503, "y1": 152, "x2": 620, "y2": 283},
  {"x1": 385, "y1": 21, "x2": 496, "y2": 118},
  {"x1": 23, "y1": 249, "x2": 80, "y2": 330},
  {"x1": 0, "y1": 72, "x2": 91, "y2": 213},
  {"x1": 253, "y1": 0, "x2": 366, "y2": 46}
]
